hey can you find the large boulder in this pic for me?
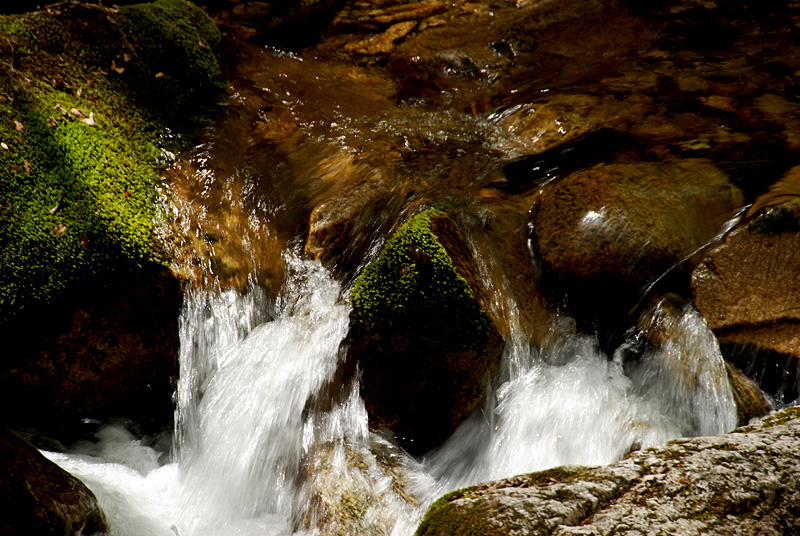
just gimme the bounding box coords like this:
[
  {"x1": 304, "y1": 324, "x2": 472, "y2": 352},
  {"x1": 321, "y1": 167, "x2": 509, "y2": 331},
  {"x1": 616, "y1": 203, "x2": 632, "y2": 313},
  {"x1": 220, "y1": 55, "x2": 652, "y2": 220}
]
[
  {"x1": 0, "y1": 428, "x2": 108, "y2": 535},
  {"x1": 0, "y1": 268, "x2": 181, "y2": 437},
  {"x1": 531, "y1": 159, "x2": 744, "y2": 338},
  {"x1": 415, "y1": 406, "x2": 800, "y2": 536},
  {"x1": 692, "y1": 168, "x2": 800, "y2": 403},
  {"x1": 345, "y1": 208, "x2": 504, "y2": 455}
]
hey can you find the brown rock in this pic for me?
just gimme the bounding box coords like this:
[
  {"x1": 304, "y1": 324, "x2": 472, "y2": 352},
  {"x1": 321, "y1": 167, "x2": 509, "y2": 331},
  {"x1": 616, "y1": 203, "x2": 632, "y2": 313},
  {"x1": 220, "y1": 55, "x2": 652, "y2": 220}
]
[
  {"x1": 0, "y1": 429, "x2": 108, "y2": 535},
  {"x1": 725, "y1": 361, "x2": 772, "y2": 426},
  {"x1": 692, "y1": 179, "x2": 800, "y2": 402},
  {"x1": 531, "y1": 159, "x2": 744, "y2": 333}
]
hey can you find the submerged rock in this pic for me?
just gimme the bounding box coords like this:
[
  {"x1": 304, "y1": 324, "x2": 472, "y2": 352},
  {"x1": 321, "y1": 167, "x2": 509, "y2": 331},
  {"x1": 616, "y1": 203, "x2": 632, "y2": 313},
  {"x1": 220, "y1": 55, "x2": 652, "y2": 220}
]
[
  {"x1": 415, "y1": 406, "x2": 800, "y2": 536},
  {"x1": 692, "y1": 170, "x2": 800, "y2": 404},
  {"x1": 0, "y1": 429, "x2": 108, "y2": 535},
  {"x1": 346, "y1": 208, "x2": 503, "y2": 455}
]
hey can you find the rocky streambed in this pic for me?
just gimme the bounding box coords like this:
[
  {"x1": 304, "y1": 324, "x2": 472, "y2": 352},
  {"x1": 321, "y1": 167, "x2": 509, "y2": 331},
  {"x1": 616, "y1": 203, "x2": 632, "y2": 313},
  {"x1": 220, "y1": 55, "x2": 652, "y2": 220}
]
[{"x1": 1, "y1": 0, "x2": 799, "y2": 534}]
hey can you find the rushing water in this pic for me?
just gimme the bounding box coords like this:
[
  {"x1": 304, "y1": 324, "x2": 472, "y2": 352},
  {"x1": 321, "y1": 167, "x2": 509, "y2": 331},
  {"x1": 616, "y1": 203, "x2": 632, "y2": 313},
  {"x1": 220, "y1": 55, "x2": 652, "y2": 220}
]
[{"x1": 42, "y1": 246, "x2": 738, "y2": 536}]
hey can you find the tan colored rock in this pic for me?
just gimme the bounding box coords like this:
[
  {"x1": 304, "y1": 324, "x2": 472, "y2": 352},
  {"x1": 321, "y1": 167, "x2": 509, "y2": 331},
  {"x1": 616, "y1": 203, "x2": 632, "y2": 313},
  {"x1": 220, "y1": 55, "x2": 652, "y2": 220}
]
[
  {"x1": 416, "y1": 407, "x2": 800, "y2": 536},
  {"x1": 725, "y1": 361, "x2": 772, "y2": 426}
]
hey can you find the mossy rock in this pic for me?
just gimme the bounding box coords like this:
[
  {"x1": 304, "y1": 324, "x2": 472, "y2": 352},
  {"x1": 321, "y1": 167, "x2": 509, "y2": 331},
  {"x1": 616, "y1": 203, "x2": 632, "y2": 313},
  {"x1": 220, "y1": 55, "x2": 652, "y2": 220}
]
[
  {"x1": 347, "y1": 208, "x2": 503, "y2": 455},
  {"x1": 0, "y1": 0, "x2": 222, "y2": 322}
]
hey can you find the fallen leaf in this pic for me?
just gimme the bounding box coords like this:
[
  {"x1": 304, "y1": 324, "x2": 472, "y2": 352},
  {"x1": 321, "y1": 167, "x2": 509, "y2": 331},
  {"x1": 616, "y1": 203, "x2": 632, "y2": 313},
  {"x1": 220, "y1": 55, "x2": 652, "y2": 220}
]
[
  {"x1": 55, "y1": 103, "x2": 68, "y2": 115},
  {"x1": 11, "y1": 165, "x2": 20, "y2": 172},
  {"x1": 111, "y1": 60, "x2": 125, "y2": 74},
  {"x1": 155, "y1": 72, "x2": 164, "y2": 79},
  {"x1": 1, "y1": 142, "x2": 8, "y2": 150},
  {"x1": 70, "y1": 108, "x2": 86, "y2": 120},
  {"x1": 198, "y1": 39, "x2": 206, "y2": 49},
  {"x1": 53, "y1": 224, "x2": 67, "y2": 235},
  {"x1": 46, "y1": 116, "x2": 58, "y2": 127},
  {"x1": 49, "y1": 192, "x2": 64, "y2": 214},
  {"x1": 81, "y1": 234, "x2": 88, "y2": 249},
  {"x1": 14, "y1": 120, "x2": 23, "y2": 131},
  {"x1": 82, "y1": 112, "x2": 97, "y2": 127},
  {"x1": 92, "y1": 69, "x2": 108, "y2": 76},
  {"x1": 124, "y1": 190, "x2": 131, "y2": 198},
  {"x1": 76, "y1": 88, "x2": 83, "y2": 98},
  {"x1": 0, "y1": 95, "x2": 6, "y2": 104},
  {"x1": 24, "y1": 159, "x2": 30, "y2": 174},
  {"x1": 123, "y1": 53, "x2": 131, "y2": 62}
]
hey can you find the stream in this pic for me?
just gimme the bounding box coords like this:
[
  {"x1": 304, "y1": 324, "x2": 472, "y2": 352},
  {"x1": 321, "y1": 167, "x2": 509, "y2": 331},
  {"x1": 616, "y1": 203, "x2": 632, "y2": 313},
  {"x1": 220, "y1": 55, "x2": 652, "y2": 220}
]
[
  {"x1": 35, "y1": 13, "x2": 766, "y2": 534},
  {"x1": 41, "y1": 233, "x2": 736, "y2": 536}
]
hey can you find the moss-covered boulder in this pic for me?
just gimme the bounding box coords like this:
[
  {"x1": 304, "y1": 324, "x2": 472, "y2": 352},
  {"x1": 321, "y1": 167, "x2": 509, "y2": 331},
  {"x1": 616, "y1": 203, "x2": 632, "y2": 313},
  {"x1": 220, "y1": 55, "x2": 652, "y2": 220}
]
[
  {"x1": 0, "y1": 428, "x2": 108, "y2": 535},
  {"x1": 346, "y1": 208, "x2": 503, "y2": 455},
  {"x1": 0, "y1": 0, "x2": 222, "y2": 433},
  {"x1": 415, "y1": 406, "x2": 800, "y2": 536}
]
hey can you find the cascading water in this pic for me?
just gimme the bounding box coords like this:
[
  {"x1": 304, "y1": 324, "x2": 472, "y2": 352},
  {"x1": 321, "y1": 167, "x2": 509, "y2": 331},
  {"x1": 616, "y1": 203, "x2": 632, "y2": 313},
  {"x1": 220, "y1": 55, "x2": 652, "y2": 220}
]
[{"x1": 42, "y1": 247, "x2": 738, "y2": 535}]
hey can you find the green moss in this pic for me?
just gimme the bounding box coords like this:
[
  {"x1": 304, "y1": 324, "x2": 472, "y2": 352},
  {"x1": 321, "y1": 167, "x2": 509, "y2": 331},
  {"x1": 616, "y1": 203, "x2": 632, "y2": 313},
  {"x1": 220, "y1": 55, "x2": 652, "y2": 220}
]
[
  {"x1": 0, "y1": 0, "x2": 223, "y2": 321},
  {"x1": 350, "y1": 208, "x2": 491, "y2": 351},
  {"x1": 758, "y1": 406, "x2": 800, "y2": 428}
]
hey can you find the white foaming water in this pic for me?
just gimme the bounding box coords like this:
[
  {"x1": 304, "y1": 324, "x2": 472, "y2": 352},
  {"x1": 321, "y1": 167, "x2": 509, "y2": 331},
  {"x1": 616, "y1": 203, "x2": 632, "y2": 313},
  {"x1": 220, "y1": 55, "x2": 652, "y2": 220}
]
[
  {"x1": 43, "y1": 256, "x2": 738, "y2": 536},
  {"x1": 425, "y1": 308, "x2": 737, "y2": 491}
]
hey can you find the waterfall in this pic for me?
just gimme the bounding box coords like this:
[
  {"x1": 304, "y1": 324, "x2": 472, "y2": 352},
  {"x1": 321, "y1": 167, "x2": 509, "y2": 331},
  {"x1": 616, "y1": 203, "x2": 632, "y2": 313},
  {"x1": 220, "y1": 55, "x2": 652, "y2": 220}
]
[{"x1": 42, "y1": 247, "x2": 738, "y2": 535}]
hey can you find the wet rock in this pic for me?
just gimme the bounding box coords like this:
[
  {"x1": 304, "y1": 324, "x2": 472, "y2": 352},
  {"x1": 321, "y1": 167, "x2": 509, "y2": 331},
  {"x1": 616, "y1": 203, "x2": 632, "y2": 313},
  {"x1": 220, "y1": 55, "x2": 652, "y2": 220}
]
[
  {"x1": 415, "y1": 406, "x2": 800, "y2": 536},
  {"x1": 725, "y1": 361, "x2": 772, "y2": 426},
  {"x1": 0, "y1": 428, "x2": 108, "y2": 535},
  {"x1": 345, "y1": 208, "x2": 504, "y2": 455},
  {"x1": 692, "y1": 173, "x2": 800, "y2": 403},
  {"x1": 0, "y1": 268, "x2": 181, "y2": 438},
  {"x1": 531, "y1": 159, "x2": 744, "y2": 338}
]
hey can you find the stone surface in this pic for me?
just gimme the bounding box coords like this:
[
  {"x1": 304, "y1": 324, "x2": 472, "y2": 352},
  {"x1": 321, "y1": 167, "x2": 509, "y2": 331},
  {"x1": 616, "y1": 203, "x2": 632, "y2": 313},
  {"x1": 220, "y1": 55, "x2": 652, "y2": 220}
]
[
  {"x1": 0, "y1": 428, "x2": 108, "y2": 535},
  {"x1": 692, "y1": 174, "x2": 800, "y2": 402},
  {"x1": 531, "y1": 159, "x2": 744, "y2": 335},
  {"x1": 416, "y1": 406, "x2": 800, "y2": 536},
  {"x1": 0, "y1": 268, "x2": 181, "y2": 437}
]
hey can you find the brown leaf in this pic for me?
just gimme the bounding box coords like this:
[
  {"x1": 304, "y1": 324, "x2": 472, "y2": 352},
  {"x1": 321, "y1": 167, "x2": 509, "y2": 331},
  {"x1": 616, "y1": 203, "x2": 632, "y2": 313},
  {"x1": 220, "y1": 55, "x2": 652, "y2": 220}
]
[
  {"x1": 124, "y1": 191, "x2": 131, "y2": 198},
  {"x1": 14, "y1": 120, "x2": 23, "y2": 131},
  {"x1": 53, "y1": 224, "x2": 67, "y2": 235},
  {"x1": 0, "y1": 142, "x2": 8, "y2": 150},
  {"x1": 11, "y1": 165, "x2": 20, "y2": 172},
  {"x1": 70, "y1": 108, "x2": 86, "y2": 120},
  {"x1": 82, "y1": 112, "x2": 97, "y2": 127},
  {"x1": 198, "y1": 39, "x2": 207, "y2": 49},
  {"x1": 55, "y1": 103, "x2": 68, "y2": 115},
  {"x1": 24, "y1": 159, "x2": 30, "y2": 174},
  {"x1": 49, "y1": 192, "x2": 64, "y2": 214},
  {"x1": 155, "y1": 72, "x2": 165, "y2": 79},
  {"x1": 111, "y1": 60, "x2": 125, "y2": 74},
  {"x1": 123, "y1": 53, "x2": 131, "y2": 62},
  {"x1": 81, "y1": 234, "x2": 88, "y2": 249},
  {"x1": 76, "y1": 88, "x2": 83, "y2": 98}
]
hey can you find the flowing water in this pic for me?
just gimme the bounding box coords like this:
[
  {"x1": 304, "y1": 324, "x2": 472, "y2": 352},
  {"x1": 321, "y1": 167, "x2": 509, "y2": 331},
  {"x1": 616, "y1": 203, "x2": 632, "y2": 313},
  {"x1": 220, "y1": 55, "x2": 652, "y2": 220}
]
[
  {"x1": 39, "y1": 40, "x2": 745, "y2": 536},
  {"x1": 42, "y1": 254, "x2": 737, "y2": 536}
]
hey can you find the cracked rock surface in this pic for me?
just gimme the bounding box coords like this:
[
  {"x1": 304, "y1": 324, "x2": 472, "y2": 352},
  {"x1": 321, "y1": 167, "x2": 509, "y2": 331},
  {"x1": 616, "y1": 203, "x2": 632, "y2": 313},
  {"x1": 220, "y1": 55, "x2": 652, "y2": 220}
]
[{"x1": 416, "y1": 407, "x2": 800, "y2": 536}]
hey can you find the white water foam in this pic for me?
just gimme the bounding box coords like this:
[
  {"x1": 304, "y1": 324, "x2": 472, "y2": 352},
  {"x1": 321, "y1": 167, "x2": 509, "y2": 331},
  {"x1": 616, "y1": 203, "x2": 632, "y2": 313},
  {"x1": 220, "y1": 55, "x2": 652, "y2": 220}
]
[{"x1": 43, "y1": 257, "x2": 738, "y2": 536}]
